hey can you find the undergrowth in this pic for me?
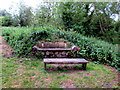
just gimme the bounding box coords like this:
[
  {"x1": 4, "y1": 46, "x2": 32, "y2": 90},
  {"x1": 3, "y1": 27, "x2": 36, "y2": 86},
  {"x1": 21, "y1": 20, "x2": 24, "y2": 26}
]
[{"x1": 1, "y1": 26, "x2": 119, "y2": 70}]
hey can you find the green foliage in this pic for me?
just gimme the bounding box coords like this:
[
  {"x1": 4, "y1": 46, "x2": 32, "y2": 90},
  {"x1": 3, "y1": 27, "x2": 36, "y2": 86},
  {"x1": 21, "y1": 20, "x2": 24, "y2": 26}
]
[
  {"x1": 11, "y1": 15, "x2": 19, "y2": 27},
  {"x1": 2, "y1": 16, "x2": 12, "y2": 26},
  {"x1": 52, "y1": 29, "x2": 119, "y2": 69},
  {"x1": 35, "y1": 6, "x2": 50, "y2": 26},
  {"x1": 18, "y1": 6, "x2": 33, "y2": 26},
  {"x1": 1, "y1": 2, "x2": 119, "y2": 43},
  {"x1": 61, "y1": 2, "x2": 74, "y2": 30},
  {"x1": 0, "y1": 16, "x2": 4, "y2": 26},
  {"x1": 2, "y1": 27, "x2": 50, "y2": 56},
  {"x1": 2, "y1": 27, "x2": 119, "y2": 69},
  {"x1": 58, "y1": 2, "x2": 119, "y2": 43},
  {"x1": 0, "y1": 10, "x2": 13, "y2": 26}
]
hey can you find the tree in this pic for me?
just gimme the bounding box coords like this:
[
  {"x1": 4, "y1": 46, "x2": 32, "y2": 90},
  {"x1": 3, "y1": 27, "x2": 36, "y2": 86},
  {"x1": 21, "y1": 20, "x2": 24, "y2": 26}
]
[
  {"x1": 1, "y1": 10, "x2": 12, "y2": 26},
  {"x1": 91, "y1": 2, "x2": 119, "y2": 42},
  {"x1": 16, "y1": 1, "x2": 33, "y2": 26},
  {"x1": 56, "y1": 2, "x2": 119, "y2": 43},
  {"x1": 11, "y1": 14, "x2": 19, "y2": 26},
  {"x1": 0, "y1": 9, "x2": 8, "y2": 16},
  {"x1": 35, "y1": 2, "x2": 54, "y2": 26}
]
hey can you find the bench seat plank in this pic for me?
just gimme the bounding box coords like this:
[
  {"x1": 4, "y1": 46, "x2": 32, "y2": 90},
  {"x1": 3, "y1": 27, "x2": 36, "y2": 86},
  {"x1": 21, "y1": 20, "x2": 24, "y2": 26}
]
[
  {"x1": 43, "y1": 58, "x2": 89, "y2": 70},
  {"x1": 44, "y1": 58, "x2": 88, "y2": 64}
]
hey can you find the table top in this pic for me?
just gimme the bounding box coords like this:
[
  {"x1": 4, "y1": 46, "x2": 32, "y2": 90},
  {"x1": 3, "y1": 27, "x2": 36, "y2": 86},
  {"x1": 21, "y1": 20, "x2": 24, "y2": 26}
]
[{"x1": 44, "y1": 58, "x2": 89, "y2": 64}]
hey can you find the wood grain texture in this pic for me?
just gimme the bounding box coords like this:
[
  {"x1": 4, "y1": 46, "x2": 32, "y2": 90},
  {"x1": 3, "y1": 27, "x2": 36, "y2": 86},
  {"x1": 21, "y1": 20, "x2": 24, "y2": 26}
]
[{"x1": 44, "y1": 58, "x2": 89, "y2": 64}]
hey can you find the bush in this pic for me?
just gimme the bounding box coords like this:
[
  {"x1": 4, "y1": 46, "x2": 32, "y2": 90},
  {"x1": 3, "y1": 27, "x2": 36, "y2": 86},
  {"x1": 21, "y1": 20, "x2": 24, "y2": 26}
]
[
  {"x1": 2, "y1": 16, "x2": 12, "y2": 26},
  {"x1": 51, "y1": 30, "x2": 119, "y2": 69},
  {"x1": 2, "y1": 27, "x2": 50, "y2": 56},
  {"x1": 2, "y1": 26, "x2": 119, "y2": 69}
]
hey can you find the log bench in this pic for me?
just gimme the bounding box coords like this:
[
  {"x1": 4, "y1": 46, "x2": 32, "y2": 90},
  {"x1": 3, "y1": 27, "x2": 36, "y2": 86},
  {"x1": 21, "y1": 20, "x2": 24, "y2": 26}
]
[
  {"x1": 32, "y1": 41, "x2": 80, "y2": 58},
  {"x1": 33, "y1": 41, "x2": 89, "y2": 70},
  {"x1": 44, "y1": 58, "x2": 89, "y2": 70}
]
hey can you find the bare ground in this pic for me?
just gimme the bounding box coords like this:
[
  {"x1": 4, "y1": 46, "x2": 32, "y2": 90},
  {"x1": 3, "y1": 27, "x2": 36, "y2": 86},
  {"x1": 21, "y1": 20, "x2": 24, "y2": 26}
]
[{"x1": 0, "y1": 36, "x2": 14, "y2": 58}]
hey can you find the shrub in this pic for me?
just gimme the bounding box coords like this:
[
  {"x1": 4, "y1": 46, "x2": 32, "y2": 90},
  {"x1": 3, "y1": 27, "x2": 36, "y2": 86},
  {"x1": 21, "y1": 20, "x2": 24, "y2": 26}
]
[
  {"x1": 2, "y1": 26, "x2": 119, "y2": 69},
  {"x1": 2, "y1": 27, "x2": 50, "y2": 56},
  {"x1": 2, "y1": 16, "x2": 12, "y2": 26},
  {"x1": 51, "y1": 29, "x2": 119, "y2": 69}
]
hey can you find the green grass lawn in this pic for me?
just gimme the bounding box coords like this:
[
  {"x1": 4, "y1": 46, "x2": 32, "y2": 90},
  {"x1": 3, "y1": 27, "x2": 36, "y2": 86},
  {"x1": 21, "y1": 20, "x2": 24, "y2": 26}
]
[{"x1": 2, "y1": 57, "x2": 118, "y2": 88}]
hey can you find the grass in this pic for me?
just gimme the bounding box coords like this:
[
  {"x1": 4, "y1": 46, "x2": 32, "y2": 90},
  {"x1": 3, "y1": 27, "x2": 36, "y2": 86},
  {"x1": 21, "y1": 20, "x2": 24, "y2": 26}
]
[{"x1": 2, "y1": 57, "x2": 118, "y2": 88}]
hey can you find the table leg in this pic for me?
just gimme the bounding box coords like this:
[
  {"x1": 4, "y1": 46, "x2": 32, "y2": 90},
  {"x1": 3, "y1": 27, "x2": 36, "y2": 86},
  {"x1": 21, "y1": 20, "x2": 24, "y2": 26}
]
[
  {"x1": 82, "y1": 63, "x2": 87, "y2": 70},
  {"x1": 44, "y1": 63, "x2": 47, "y2": 70}
]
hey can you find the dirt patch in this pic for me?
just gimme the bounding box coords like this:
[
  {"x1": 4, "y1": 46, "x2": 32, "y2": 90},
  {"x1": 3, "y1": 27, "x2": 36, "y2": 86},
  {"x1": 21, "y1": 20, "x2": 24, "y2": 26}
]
[
  {"x1": 103, "y1": 64, "x2": 118, "y2": 72},
  {"x1": 41, "y1": 78, "x2": 51, "y2": 87},
  {"x1": 12, "y1": 79, "x2": 23, "y2": 88},
  {"x1": 80, "y1": 71, "x2": 94, "y2": 77},
  {"x1": 44, "y1": 77, "x2": 51, "y2": 82},
  {"x1": 0, "y1": 36, "x2": 14, "y2": 58},
  {"x1": 34, "y1": 77, "x2": 52, "y2": 88},
  {"x1": 12, "y1": 84, "x2": 20, "y2": 88},
  {"x1": 61, "y1": 79, "x2": 77, "y2": 88},
  {"x1": 67, "y1": 71, "x2": 95, "y2": 80},
  {"x1": 102, "y1": 64, "x2": 119, "y2": 87}
]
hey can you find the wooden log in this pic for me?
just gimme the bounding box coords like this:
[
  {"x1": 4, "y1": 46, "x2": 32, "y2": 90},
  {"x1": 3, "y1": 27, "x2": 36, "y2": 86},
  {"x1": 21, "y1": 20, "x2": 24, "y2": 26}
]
[
  {"x1": 55, "y1": 52, "x2": 59, "y2": 55},
  {"x1": 46, "y1": 51, "x2": 50, "y2": 55},
  {"x1": 62, "y1": 51, "x2": 66, "y2": 55},
  {"x1": 41, "y1": 52, "x2": 45, "y2": 55}
]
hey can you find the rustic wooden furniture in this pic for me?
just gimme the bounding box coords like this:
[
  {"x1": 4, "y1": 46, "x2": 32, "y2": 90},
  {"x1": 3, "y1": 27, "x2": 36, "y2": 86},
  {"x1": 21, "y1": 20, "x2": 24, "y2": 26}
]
[
  {"x1": 33, "y1": 41, "x2": 89, "y2": 70},
  {"x1": 33, "y1": 46, "x2": 74, "y2": 58},
  {"x1": 44, "y1": 58, "x2": 89, "y2": 70}
]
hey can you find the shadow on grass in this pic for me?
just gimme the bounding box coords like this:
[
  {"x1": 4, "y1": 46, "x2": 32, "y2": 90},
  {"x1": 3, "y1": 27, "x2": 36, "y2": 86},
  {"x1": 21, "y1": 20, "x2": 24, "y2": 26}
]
[{"x1": 45, "y1": 66, "x2": 88, "y2": 73}]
